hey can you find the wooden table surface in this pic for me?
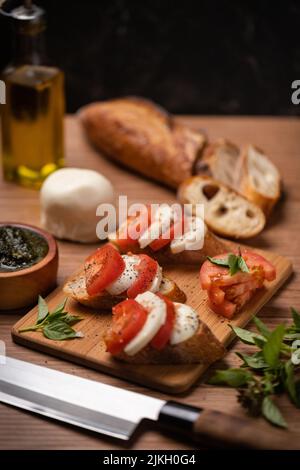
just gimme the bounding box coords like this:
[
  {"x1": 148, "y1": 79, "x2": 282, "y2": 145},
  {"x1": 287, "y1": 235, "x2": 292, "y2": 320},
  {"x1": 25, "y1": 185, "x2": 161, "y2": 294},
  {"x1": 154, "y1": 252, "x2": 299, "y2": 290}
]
[{"x1": 0, "y1": 115, "x2": 299, "y2": 450}]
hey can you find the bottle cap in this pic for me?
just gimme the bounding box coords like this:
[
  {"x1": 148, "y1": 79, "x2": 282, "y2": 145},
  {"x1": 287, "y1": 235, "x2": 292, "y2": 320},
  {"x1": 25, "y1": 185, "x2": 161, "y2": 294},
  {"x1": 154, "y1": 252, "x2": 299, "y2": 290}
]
[
  {"x1": 0, "y1": 2, "x2": 46, "y2": 32},
  {"x1": 11, "y1": 4, "x2": 44, "y2": 22}
]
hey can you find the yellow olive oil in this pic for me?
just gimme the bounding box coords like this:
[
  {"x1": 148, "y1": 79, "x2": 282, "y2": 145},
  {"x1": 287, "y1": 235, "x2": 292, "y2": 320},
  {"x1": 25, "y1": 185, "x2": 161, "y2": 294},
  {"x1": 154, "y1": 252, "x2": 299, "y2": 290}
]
[{"x1": 2, "y1": 65, "x2": 64, "y2": 188}]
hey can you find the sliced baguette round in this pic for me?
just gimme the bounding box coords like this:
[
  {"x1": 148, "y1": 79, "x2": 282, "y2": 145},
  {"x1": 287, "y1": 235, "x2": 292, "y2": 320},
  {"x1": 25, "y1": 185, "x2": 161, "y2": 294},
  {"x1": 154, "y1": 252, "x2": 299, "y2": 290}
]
[
  {"x1": 115, "y1": 319, "x2": 225, "y2": 365},
  {"x1": 197, "y1": 138, "x2": 241, "y2": 189},
  {"x1": 239, "y1": 145, "x2": 281, "y2": 216},
  {"x1": 63, "y1": 270, "x2": 186, "y2": 309},
  {"x1": 177, "y1": 175, "x2": 265, "y2": 239}
]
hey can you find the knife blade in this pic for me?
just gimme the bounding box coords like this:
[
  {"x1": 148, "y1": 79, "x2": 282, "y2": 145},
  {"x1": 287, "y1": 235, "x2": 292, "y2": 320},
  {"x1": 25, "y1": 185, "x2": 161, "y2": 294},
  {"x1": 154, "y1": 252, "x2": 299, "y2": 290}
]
[{"x1": 0, "y1": 356, "x2": 296, "y2": 449}]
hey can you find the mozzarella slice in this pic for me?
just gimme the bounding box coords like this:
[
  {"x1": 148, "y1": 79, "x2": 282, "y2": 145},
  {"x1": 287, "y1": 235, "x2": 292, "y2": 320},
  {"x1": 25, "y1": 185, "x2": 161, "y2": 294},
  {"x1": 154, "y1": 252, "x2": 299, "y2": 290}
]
[
  {"x1": 170, "y1": 217, "x2": 206, "y2": 254},
  {"x1": 124, "y1": 292, "x2": 167, "y2": 356},
  {"x1": 170, "y1": 303, "x2": 199, "y2": 345},
  {"x1": 138, "y1": 205, "x2": 175, "y2": 249},
  {"x1": 106, "y1": 255, "x2": 139, "y2": 296},
  {"x1": 149, "y1": 265, "x2": 163, "y2": 293},
  {"x1": 138, "y1": 220, "x2": 161, "y2": 249},
  {"x1": 106, "y1": 255, "x2": 162, "y2": 296}
]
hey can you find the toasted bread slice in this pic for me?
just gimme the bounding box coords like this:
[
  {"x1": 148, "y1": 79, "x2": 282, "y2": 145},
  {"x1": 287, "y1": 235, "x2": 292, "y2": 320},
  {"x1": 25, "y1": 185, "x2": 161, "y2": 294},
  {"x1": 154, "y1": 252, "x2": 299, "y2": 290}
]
[
  {"x1": 239, "y1": 145, "x2": 281, "y2": 216},
  {"x1": 177, "y1": 175, "x2": 265, "y2": 239},
  {"x1": 63, "y1": 269, "x2": 186, "y2": 309},
  {"x1": 197, "y1": 138, "x2": 241, "y2": 189},
  {"x1": 78, "y1": 97, "x2": 206, "y2": 188},
  {"x1": 109, "y1": 226, "x2": 228, "y2": 265},
  {"x1": 115, "y1": 320, "x2": 225, "y2": 365}
]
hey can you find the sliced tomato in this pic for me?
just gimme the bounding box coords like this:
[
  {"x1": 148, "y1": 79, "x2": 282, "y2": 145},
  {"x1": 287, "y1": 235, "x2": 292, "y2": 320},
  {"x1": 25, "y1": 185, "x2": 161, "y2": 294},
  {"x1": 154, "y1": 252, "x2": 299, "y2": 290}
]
[
  {"x1": 200, "y1": 254, "x2": 230, "y2": 290},
  {"x1": 127, "y1": 254, "x2": 159, "y2": 298},
  {"x1": 208, "y1": 297, "x2": 237, "y2": 319},
  {"x1": 114, "y1": 206, "x2": 151, "y2": 252},
  {"x1": 224, "y1": 275, "x2": 263, "y2": 301},
  {"x1": 208, "y1": 286, "x2": 225, "y2": 305},
  {"x1": 105, "y1": 299, "x2": 148, "y2": 354},
  {"x1": 200, "y1": 251, "x2": 276, "y2": 290},
  {"x1": 85, "y1": 244, "x2": 125, "y2": 296},
  {"x1": 149, "y1": 215, "x2": 185, "y2": 252},
  {"x1": 200, "y1": 250, "x2": 276, "y2": 319},
  {"x1": 239, "y1": 249, "x2": 276, "y2": 281},
  {"x1": 113, "y1": 215, "x2": 138, "y2": 251},
  {"x1": 233, "y1": 289, "x2": 253, "y2": 310},
  {"x1": 150, "y1": 294, "x2": 175, "y2": 350}
]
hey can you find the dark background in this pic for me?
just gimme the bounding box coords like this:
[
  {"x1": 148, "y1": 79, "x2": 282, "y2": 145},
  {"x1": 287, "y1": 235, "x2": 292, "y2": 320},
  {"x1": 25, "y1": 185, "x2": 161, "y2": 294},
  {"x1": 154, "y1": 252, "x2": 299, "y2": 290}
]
[{"x1": 1, "y1": 0, "x2": 300, "y2": 115}]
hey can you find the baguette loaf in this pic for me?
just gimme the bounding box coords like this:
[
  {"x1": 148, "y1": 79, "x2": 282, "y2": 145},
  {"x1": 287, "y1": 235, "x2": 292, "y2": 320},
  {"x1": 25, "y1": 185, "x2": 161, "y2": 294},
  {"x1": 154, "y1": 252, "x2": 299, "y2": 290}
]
[
  {"x1": 63, "y1": 270, "x2": 186, "y2": 309},
  {"x1": 79, "y1": 97, "x2": 206, "y2": 188},
  {"x1": 177, "y1": 175, "x2": 266, "y2": 239},
  {"x1": 115, "y1": 319, "x2": 225, "y2": 365}
]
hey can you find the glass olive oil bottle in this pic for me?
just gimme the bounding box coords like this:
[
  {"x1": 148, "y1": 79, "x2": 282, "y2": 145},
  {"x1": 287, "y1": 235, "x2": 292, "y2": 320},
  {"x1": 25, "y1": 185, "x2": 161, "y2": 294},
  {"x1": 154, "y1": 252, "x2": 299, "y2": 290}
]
[{"x1": 1, "y1": 2, "x2": 64, "y2": 188}]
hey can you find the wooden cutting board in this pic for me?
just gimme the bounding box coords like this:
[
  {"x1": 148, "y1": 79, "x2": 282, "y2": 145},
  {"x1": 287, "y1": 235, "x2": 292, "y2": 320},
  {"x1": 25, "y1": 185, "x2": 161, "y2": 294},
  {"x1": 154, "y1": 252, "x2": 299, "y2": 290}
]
[{"x1": 12, "y1": 246, "x2": 292, "y2": 393}]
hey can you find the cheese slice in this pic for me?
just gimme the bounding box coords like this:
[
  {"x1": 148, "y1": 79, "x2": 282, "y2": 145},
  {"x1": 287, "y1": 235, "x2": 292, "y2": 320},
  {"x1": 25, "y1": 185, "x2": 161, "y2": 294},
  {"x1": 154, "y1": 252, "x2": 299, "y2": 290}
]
[
  {"x1": 124, "y1": 292, "x2": 167, "y2": 356},
  {"x1": 170, "y1": 303, "x2": 199, "y2": 345}
]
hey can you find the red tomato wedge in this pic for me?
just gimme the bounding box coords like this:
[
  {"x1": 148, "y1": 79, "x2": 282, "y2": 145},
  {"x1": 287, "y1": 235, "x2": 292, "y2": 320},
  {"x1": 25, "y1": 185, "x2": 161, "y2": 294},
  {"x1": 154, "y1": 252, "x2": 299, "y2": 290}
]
[
  {"x1": 149, "y1": 215, "x2": 185, "y2": 252},
  {"x1": 241, "y1": 250, "x2": 276, "y2": 281},
  {"x1": 200, "y1": 250, "x2": 276, "y2": 318},
  {"x1": 208, "y1": 286, "x2": 225, "y2": 305},
  {"x1": 85, "y1": 244, "x2": 125, "y2": 296},
  {"x1": 150, "y1": 294, "x2": 175, "y2": 350},
  {"x1": 208, "y1": 297, "x2": 237, "y2": 319},
  {"x1": 114, "y1": 206, "x2": 151, "y2": 251},
  {"x1": 105, "y1": 299, "x2": 148, "y2": 354},
  {"x1": 127, "y1": 254, "x2": 159, "y2": 298}
]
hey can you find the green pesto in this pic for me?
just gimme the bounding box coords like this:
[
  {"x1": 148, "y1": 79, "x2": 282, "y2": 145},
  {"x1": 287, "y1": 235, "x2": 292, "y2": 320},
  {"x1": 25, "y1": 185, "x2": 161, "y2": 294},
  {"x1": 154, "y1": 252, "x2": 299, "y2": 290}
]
[{"x1": 0, "y1": 225, "x2": 48, "y2": 272}]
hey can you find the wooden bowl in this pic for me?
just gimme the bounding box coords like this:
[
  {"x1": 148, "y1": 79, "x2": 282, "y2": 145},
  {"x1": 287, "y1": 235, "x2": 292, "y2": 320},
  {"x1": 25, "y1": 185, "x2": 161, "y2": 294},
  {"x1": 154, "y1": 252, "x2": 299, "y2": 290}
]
[{"x1": 0, "y1": 222, "x2": 58, "y2": 310}]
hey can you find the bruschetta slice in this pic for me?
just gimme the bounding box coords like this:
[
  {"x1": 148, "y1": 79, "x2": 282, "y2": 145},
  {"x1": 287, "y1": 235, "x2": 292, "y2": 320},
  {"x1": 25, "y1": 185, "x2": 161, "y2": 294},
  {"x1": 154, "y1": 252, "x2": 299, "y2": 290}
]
[
  {"x1": 200, "y1": 249, "x2": 276, "y2": 318},
  {"x1": 63, "y1": 244, "x2": 186, "y2": 309},
  {"x1": 108, "y1": 204, "x2": 227, "y2": 265},
  {"x1": 104, "y1": 291, "x2": 225, "y2": 365}
]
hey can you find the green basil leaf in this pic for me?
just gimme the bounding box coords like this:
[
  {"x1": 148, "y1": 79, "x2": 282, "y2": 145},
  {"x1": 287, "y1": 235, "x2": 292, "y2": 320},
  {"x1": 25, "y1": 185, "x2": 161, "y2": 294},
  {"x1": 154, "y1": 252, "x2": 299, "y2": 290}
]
[
  {"x1": 207, "y1": 256, "x2": 230, "y2": 267},
  {"x1": 37, "y1": 296, "x2": 49, "y2": 324},
  {"x1": 208, "y1": 368, "x2": 253, "y2": 387},
  {"x1": 236, "y1": 352, "x2": 268, "y2": 369},
  {"x1": 263, "y1": 324, "x2": 285, "y2": 368},
  {"x1": 43, "y1": 320, "x2": 83, "y2": 341},
  {"x1": 253, "y1": 336, "x2": 267, "y2": 349},
  {"x1": 253, "y1": 317, "x2": 271, "y2": 339},
  {"x1": 237, "y1": 256, "x2": 250, "y2": 273},
  {"x1": 228, "y1": 254, "x2": 239, "y2": 276},
  {"x1": 51, "y1": 298, "x2": 68, "y2": 315},
  {"x1": 44, "y1": 310, "x2": 67, "y2": 324},
  {"x1": 60, "y1": 314, "x2": 84, "y2": 325},
  {"x1": 284, "y1": 333, "x2": 300, "y2": 341},
  {"x1": 262, "y1": 396, "x2": 287, "y2": 428},
  {"x1": 262, "y1": 375, "x2": 275, "y2": 395},
  {"x1": 207, "y1": 254, "x2": 249, "y2": 276},
  {"x1": 284, "y1": 360, "x2": 299, "y2": 406},
  {"x1": 231, "y1": 325, "x2": 266, "y2": 345},
  {"x1": 291, "y1": 307, "x2": 300, "y2": 329}
]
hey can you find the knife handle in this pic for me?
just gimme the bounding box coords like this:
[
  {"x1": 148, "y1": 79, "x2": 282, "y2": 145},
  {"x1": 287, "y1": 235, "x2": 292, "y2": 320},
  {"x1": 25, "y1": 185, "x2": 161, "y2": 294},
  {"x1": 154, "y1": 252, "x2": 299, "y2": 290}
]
[{"x1": 159, "y1": 401, "x2": 295, "y2": 450}]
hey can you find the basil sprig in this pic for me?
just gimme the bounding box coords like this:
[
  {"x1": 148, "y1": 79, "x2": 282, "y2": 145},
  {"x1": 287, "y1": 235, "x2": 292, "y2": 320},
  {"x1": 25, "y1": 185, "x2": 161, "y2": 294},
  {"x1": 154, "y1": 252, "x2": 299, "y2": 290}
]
[
  {"x1": 207, "y1": 251, "x2": 250, "y2": 276},
  {"x1": 19, "y1": 296, "x2": 84, "y2": 341},
  {"x1": 209, "y1": 307, "x2": 300, "y2": 428}
]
